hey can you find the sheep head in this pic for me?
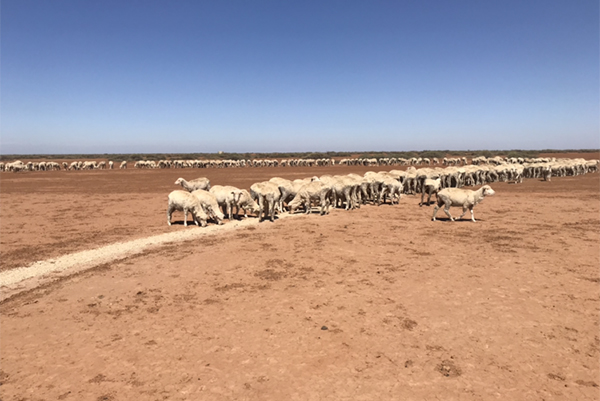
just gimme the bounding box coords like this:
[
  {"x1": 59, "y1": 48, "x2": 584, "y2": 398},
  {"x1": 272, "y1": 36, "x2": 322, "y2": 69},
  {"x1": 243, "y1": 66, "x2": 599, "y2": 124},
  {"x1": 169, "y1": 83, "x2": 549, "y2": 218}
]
[
  {"x1": 482, "y1": 185, "x2": 495, "y2": 197},
  {"x1": 245, "y1": 200, "x2": 261, "y2": 215},
  {"x1": 288, "y1": 197, "x2": 302, "y2": 214}
]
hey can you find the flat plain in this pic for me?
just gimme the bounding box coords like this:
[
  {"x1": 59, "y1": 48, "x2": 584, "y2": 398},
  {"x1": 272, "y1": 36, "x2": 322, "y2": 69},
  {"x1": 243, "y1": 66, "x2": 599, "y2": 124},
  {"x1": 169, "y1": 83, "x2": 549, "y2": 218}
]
[{"x1": 0, "y1": 152, "x2": 598, "y2": 400}]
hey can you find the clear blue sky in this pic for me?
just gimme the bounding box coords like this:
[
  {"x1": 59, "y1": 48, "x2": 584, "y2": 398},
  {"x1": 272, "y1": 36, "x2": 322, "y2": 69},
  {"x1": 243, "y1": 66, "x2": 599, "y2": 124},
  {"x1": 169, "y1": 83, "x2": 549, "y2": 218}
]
[{"x1": 1, "y1": 1, "x2": 598, "y2": 154}]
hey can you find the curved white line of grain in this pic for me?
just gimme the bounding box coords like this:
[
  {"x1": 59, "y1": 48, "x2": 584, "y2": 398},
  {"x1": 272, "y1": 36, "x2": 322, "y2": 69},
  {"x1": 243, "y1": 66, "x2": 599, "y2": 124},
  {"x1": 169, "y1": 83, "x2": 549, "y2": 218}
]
[{"x1": 0, "y1": 213, "x2": 302, "y2": 301}]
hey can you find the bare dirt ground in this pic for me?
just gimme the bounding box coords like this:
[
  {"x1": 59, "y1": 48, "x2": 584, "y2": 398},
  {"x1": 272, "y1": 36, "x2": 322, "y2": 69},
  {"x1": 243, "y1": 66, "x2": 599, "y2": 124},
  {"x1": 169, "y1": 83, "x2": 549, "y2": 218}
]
[{"x1": 1, "y1": 153, "x2": 599, "y2": 400}]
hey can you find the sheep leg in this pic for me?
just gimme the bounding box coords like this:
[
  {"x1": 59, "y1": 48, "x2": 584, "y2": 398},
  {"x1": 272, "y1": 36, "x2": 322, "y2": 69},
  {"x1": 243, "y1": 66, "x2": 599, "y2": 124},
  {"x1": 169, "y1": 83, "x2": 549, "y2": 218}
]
[
  {"x1": 343, "y1": 188, "x2": 352, "y2": 210},
  {"x1": 183, "y1": 207, "x2": 189, "y2": 226},
  {"x1": 224, "y1": 203, "x2": 231, "y2": 220},
  {"x1": 167, "y1": 206, "x2": 173, "y2": 226},
  {"x1": 321, "y1": 194, "x2": 330, "y2": 215},
  {"x1": 378, "y1": 187, "x2": 386, "y2": 206},
  {"x1": 443, "y1": 204, "x2": 455, "y2": 221},
  {"x1": 268, "y1": 199, "x2": 276, "y2": 221},
  {"x1": 258, "y1": 196, "x2": 265, "y2": 222},
  {"x1": 457, "y1": 205, "x2": 469, "y2": 221}
]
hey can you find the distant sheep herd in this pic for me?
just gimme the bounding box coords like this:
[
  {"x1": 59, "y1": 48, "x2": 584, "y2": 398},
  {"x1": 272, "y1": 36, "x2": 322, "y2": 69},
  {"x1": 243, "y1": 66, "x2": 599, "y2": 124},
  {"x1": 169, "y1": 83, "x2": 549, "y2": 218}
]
[
  {"x1": 1, "y1": 155, "x2": 598, "y2": 174},
  {"x1": 165, "y1": 156, "x2": 598, "y2": 224}
]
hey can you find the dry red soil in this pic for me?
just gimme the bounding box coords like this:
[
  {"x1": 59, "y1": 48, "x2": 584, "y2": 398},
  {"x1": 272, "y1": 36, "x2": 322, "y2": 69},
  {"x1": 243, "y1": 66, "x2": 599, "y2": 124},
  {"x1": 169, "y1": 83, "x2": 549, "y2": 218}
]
[{"x1": 1, "y1": 153, "x2": 599, "y2": 400}]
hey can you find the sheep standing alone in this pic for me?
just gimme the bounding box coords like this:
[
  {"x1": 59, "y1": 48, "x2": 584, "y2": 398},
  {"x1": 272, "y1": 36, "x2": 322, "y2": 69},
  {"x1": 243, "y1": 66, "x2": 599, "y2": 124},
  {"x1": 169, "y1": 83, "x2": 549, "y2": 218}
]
[
  {"x1": 432, "y1": 185, "x2": 495, "y2": 222},
  {"x1": 175, "y1": 177, "x2": 211, "y2": 192},
  {"x1": 167, "y1": 190, "x2": 208, "y2": 227}
]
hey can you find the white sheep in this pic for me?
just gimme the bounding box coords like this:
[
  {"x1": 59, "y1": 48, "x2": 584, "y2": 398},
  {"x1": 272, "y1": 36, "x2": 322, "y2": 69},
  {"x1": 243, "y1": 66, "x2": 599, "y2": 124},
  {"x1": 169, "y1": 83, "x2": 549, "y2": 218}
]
[
  {"x1": 288, "y1": 181, "x2": 333, "y2": 215},
  {"x1": 167, "y1": 190, "x2": 208, "y2": 227},
  {"x1": 175, "y1": 177, "x2": 211, "y2": 192},
  {"x1": 209, "y1": 185, "x2": 240, "y2": 219},
  {"x1": 191, "y1": 189, "x2": 224, "y2": 225},
  {"x1": 250, "y1": 181, "x2": 282, "y2": 222},
  {"x1": 233, "y1": 189, "x2": 261, "y2": 218},
  {"x1": 209, "y1": 185, "x2": 260, "y2": 220},
  {"x1": 378, "y1": 176, "x2": 403, "y2": 205},
  {"x1": 432, "y1": 185, "x2": 495, "y2": 222},
  {"x1": 269, "y1": 177, "x2": 294, "y2": 212},
  {"x1": 420, "y1": 177, "x2": 442, "y2": 206},
  {"x1": 120, "y1": 161, "x2": 127, "y2": 169}
]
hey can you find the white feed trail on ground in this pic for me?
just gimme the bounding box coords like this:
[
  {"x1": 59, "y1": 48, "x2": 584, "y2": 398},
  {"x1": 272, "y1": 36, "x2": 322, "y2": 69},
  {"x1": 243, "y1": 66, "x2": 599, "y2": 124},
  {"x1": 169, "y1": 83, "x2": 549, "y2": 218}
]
[{"x1": 0, "y1": 213, "x2": 301, "y2": 301}]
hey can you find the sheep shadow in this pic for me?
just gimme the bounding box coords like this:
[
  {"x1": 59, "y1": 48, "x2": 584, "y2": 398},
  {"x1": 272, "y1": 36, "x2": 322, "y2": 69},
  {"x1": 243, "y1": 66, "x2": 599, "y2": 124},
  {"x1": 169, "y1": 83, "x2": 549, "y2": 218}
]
[
  {"x1": 433, "y1": 217, "x2": 486, "y2": 223},
  {"x1": 258, "y1": 215, "x2": 281, "y2": 223},
  {"x1": 169, "y1": 221, "x2": 196, "y2": 226}
]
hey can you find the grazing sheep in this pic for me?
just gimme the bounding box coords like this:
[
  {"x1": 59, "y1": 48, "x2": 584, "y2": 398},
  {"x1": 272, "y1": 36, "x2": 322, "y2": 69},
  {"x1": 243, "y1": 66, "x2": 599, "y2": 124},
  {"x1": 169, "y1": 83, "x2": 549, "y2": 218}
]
[
  {"x1": 378, "y1": 176, "x2": 403, "y2": 205},
  {"x1": 420, "y1": 177, "x2": 442, "y2": 206},
  {"x1": 191, "y1": 189, "x2": 224, "y2": 225},
  {"x1": 167, "y1": 190, "x2": 208, "y2": 227},
  {"x1": 269, "y1": 177, "x2": 294, "y2": 212},
  {"x1": 288, "y1": 181, "x2": 333, "y2": 215},
  {"x1": 6, "y1": 161, "x2": 25, "y2": 172},
  {"x1": 432, "y1": 185, "x2": 496, "y2": 222},
  {"x1": 175, "y1": 177, "x2": 211, "y2": 192},
  {"x1": 120, "y1": 161, "x2": 127, "y2": 169},
  {"x1": 209, "y1": 185, "x2": 241, "y2": 219},
  {"x1": 542, "y1": 166, "x2": 552, "y2": 181},
  {"x1": 325, "y1": 175, "x2": 357, "y2": 210},
  {"x1": 209, "y1": 185, "x2": 260, "y2": 220},
  {"x1": 233, "y1": 189, "x2": 261, "y2": 219},
  {"x1": 250, "y1": 181, "x2": 282, "y2": 222},
  {"x1": 108, "y1": 161, "x2": 114, "y2": 169},
  {"x1": 82, "y1": 161, "x2": 97, "y2": 170}
]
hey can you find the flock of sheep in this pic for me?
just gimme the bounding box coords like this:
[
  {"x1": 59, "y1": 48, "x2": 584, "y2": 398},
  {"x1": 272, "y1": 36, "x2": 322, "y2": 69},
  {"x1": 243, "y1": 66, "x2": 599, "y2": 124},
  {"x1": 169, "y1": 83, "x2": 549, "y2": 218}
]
[
  {"x1": 1, "y1": 154, "x2": 595, "y2": 223},
  {"x1": 0, "y1": 160, "x2": 127, "y2": 172},
  {"x1": 166, "y1": 156, "x2": 598, "y2": 226},
  {"x1": 2, "y1": 155, "x2": 598, "y2": 174}
]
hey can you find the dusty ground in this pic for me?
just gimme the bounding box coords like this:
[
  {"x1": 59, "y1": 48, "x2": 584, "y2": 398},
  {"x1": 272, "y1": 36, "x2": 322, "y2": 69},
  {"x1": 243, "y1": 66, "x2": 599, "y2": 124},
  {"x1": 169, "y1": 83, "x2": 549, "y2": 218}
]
[{"x1": 1, "y1": 153, "x2": 599, "y2": 400}]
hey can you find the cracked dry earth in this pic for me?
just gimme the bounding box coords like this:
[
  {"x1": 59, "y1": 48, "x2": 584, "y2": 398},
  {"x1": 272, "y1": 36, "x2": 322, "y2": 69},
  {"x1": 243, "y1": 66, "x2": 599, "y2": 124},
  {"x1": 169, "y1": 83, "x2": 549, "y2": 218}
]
[{"x1": 0, "y1": 156, "x2": 599, "y2": 400}]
